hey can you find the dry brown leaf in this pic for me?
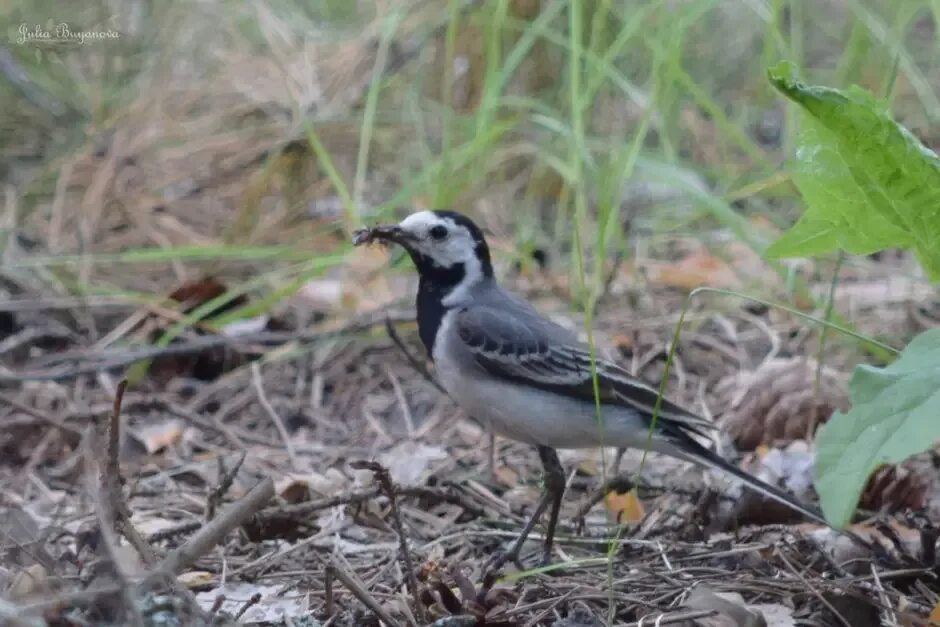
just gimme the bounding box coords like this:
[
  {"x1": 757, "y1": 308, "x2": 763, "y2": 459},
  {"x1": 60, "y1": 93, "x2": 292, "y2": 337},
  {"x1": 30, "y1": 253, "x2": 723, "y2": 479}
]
[
  {"x1": 276, "y1": 476, "x2": 314, "y2": 504},
  {"x1": 131, "y1": 420, "x2": 183, "y2": 454},
  {"x1": 605, "y1": 487, "x2": 645, "y2": 524}
]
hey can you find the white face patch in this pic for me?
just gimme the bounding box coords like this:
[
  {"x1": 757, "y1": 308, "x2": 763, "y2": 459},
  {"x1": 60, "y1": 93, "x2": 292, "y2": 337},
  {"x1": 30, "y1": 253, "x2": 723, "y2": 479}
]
[
  {"x1": 398, "y1": 210, "x2": 484, "y2": 306},
  {"x1": 399, "y1": 211, "x2": 480, "y2": 270}
]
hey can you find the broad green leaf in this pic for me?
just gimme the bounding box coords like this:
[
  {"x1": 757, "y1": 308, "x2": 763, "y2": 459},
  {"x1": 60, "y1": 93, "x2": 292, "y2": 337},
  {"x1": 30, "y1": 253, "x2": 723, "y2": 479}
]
[
  {"x1": 815, "y1": 328, "x2": 940, "y2": 527},
  {"x1": 765, "y1": 62, "x2": 940, "y2": 279}
]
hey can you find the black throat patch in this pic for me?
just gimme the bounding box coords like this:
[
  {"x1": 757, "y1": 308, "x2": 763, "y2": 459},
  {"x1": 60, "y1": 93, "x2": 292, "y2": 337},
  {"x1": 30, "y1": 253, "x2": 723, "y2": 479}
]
[
  {"x1": 413, "y1": 255, "x2": 465, "y2": 359},
  {"x1": 406, "y1": 211, "x2": 494, "y2": 359}
]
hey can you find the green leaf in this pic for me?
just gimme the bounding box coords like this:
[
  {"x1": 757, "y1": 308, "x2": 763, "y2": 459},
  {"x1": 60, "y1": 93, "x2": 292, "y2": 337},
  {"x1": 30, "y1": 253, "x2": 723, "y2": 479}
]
[
  {"x1": 814, "y1": 328, "x2": 940, "y2": 527},
  {"x1": 766, "y1": 62, "x2": 940, "y2": 279}
]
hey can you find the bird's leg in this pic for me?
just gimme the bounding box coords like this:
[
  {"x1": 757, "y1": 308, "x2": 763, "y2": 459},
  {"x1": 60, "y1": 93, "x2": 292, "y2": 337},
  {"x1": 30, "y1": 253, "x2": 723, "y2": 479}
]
[
  {"x1": 484, "y1": 446, "x2": 566, "y2": 575},
  {"x1": 537, "y1": 446, "x2": 565, "y2": 567}
]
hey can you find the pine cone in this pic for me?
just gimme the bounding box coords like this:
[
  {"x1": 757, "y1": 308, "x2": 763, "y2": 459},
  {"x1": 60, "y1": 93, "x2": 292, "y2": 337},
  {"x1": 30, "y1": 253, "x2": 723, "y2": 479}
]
[
  {"x1": 859, "y1": 463, "x2": 930, "y2": 513},
  {"x1": 714, "y1": 357, "x2": 850, "y2": 450}
]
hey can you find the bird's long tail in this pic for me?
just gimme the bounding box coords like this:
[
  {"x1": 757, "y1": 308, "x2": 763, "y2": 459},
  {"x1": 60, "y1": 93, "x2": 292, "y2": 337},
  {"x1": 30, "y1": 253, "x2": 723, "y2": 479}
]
[{"x1": 664, "y1": 435, "x2": 829, "y2": 526}]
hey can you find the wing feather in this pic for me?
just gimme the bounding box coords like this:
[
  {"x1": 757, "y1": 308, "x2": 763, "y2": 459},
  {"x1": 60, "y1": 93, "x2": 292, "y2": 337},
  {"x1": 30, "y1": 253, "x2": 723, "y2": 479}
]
[{"x1": 454, "y1": 306, "x2": 714, "y2": 438}]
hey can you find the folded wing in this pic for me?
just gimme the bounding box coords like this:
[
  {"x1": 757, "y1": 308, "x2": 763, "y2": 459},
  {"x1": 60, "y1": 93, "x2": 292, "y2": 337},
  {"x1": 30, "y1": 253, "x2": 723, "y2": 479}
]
[{"x1": 454, "y1": 305, "x2": 715, "y2": 439}]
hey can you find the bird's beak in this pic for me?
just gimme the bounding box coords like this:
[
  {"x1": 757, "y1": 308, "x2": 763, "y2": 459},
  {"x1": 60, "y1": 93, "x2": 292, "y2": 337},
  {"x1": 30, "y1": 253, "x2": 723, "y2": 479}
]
[{"x1": 352, "y1": 224, "x2": 411, "y2": 247}]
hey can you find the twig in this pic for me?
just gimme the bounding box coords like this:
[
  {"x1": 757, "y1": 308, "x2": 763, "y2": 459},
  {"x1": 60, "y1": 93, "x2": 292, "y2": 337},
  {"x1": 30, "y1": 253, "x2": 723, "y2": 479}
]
[
  {"x1": 870, "y1": 564, "x2": 899, "y2": 627},
  {"x1": 205, "y1": 452, "x2": 247, "y2": 521},
  {"x1": 258, "y1": 484, "x2": 485, "y2": 521},
  {"x1": 350, "y1": 460, "x2": 425, "y2": 624},
  {"x1": 326, "y1": 562, "x2": 402, "y2": 627},
  {"x1": 234, "y1": 592, "x2": 262, "y2": 621},
  {"x1": 0, "y1": 392, "x2": 84, "y2": 436},
  {"x1": 208, "y1": 595, "x2": 226, "y2": 617},
  {"x1": 101, "y1": 380, "x2": 158, "y2": 566},
  {"x1": 157, "y1": 477, "x2": 275, "y2": 575},
  {"x1": 85, "y1": 425, "x2": 146, "y2": 627},
  {"x1": 251, "y1": 363, "x2": 300, "y2": 470},
  {"x1": 384, "y1": 316, "x2": 444, "y2": 393},
  {"x1": 595, "y1": 247, "x2": 626, "y2": 313},
  {"x1": 630, "y1": 609, "x2": 718, "y2": 626},
  {"x1": 775, "y1": 545, "x2": 852, "y2": 627},
  {"x1": 1, "y1": 312, "x2": 415, "y2": 382}
]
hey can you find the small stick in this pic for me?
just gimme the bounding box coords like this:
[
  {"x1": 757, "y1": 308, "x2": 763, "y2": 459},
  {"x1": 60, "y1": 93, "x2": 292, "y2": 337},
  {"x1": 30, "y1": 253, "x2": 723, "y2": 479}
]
[
  {"x1": 234, "y1": 592, "x2": 262, "y2": 621},
  {"x1": 208, "y1": 595, "x2": 226, "y2": 616},
  {"x1": 629, "y1": 610, "x2": 718, "y2": 626},
  {"x1": 775, "y1": 545, "x2": 852, "y2": 627},
  {"x1": 326, "y1": 563, "x2": 402, "y2": 627},
  {"x1": 251, "y1": 363, "x2": 300, "y2": 470},
  {"x1": 147, "y1": 484, "x2": 485, "y2": 543},
  {"x1": 350, "y1": 460, "x2": 425, "y2": 623},
  {"x1": 205, "y1": 451, "x2": 246, "y2": 521},
  {"x1": 85, "y1": 427, "x2": 146, "y2": 627},
  {"x1": 158, "y1": 477, "x2": 275, "y2": 575},
  {"x1": 325, "y1": 565, "x2": 334, "y2": 617},
  {"x1": 0, "y1": 392, "x2": 83, "y2": 436},
  {"x1": 102, "y1": 380, "x2": 158, "y2": 565}
]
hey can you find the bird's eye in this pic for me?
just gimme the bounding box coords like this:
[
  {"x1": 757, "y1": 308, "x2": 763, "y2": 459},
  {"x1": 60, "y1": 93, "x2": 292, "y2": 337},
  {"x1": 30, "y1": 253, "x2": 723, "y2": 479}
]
[{"x1": 429, "y1": 225, "x2": 448, "y2": 240}]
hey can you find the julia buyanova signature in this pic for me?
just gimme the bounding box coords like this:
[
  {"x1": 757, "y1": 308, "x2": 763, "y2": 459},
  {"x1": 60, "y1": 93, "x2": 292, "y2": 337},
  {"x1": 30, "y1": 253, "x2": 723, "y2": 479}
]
[{"x1": 16, "y1": 22, "x2": 120, "y2": 46}]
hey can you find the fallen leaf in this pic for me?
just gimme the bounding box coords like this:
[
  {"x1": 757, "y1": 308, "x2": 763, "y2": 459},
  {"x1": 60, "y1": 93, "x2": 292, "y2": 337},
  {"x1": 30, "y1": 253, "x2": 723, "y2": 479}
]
[
  {"x1": 683, "y1": 586, "x2": 766, "y2": 627},
  {"x1": 7, "y1": 564, "x2": 49, "y2": 601},
  {"x1": 220, "y1": 315, "x2": 269, "y2": 337},
  {"x1": 296, "y1": 278, "x2": 348, "y2": 311},
  {"x1": 928, "y1": 600, "x2": 940, "y2": 626},
  {"x1": 195, "y1": 583, "x2": 307, "y2": 624},
  {"x1": 650, "y1": 252, "x2": 738, "y2": 290},
  {"x1": 168, "y1": 277, "x2": 247, "y2": 318},
  {"x1": 749, "y1": 603, "x2": 794, "y2": 627},
  {"x1": 605, "y1": 487, "x2": 645, "y2": 523},
  {"x1": 275, "y1": 471, "x2": 349, "y2": 503},
  {"x1": 493, "y1": 466, "x2": 518, "y2": 487},
  {"x1": 130, "y1": 420, "x2": 183, "y2": 454},
  {"x1": 379, "y1": 442, "x2": 448, "y2": 486},
  {"x1": 178, "y1": 571, "x2": 215, "y2": 589}
]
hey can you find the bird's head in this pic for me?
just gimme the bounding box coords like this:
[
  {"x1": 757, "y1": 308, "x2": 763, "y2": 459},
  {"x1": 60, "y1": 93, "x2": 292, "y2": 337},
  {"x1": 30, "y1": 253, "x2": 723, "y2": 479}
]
[{"x1": 353, "y1": 210, "x2": 494, "y2": 288}]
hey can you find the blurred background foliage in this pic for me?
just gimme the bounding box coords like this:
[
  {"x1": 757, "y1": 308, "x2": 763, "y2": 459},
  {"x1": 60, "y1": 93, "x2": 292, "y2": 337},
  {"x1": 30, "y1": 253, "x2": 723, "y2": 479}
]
[{"x1": 1, "y1": 0, "x2": 938, "y2": 337}]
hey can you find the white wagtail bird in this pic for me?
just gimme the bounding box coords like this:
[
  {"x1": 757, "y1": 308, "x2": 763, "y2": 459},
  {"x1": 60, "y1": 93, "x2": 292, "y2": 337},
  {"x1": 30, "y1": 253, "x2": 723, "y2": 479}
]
[{"x1": 353, "y1": 209, "x2": 829, "y2": 571}]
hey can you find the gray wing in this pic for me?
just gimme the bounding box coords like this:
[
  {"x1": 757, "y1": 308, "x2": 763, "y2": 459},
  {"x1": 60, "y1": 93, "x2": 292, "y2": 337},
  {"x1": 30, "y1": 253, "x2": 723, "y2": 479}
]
[{"x1": 454, "y1": 304, "x2": 715, "y2": 438}]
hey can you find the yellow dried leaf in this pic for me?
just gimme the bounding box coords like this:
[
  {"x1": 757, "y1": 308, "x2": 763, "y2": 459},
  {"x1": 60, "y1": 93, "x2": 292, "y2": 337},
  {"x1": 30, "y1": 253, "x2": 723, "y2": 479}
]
[
  {"x1": 928, "y1": 600, "x2": 940, "y2": 626},
  {"x1": 178, "y1": 571, "x2": 215, "y2": 589},
  {"x1": 605, "y1": 488, "x2": 645, "y2": 523}
]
